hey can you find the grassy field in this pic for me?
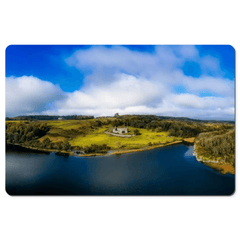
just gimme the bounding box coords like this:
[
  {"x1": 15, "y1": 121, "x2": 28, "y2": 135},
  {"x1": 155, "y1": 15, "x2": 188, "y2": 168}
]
[
  {"x1": 70, "y1": 127, "x2": 181, "y2": 149},
  {"x1": 38, "y1": 120, "x2": 182, "y2": 150}
]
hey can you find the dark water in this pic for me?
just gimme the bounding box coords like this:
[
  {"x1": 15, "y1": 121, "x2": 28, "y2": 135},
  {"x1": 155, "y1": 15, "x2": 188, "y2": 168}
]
[{"x1": 6, "y1": 144, "x2": 235, "y2": 195}]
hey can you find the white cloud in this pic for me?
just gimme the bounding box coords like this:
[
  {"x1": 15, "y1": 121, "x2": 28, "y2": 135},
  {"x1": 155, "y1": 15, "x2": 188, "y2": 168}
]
[
  {"x1": 66, "y1": 46, "x2": 159, "y2": 80},
  {"x1": 183, "y1": 76, "x2": 234, "y2": 97},
  {"x1": 6, "y1": 76, "x2": 65, "y2": 117},
  {"x1": 177, "y1": 45, "x2": 199, "y2": 59},
  {"x1": 167, "y1": 93, "x2": 234, "y2": 109},
  {"x1": 199, "y1": 55, "x2": 223, "y2": 76},
  {"x1": 6, "y1": 46, "x2": 235, "y2": 121},
  {"x1": 66, "y1": 46, "x2": 201, "y2": 81},
  {"x1": 66, "y1": 46, "x2": 233, "y2": 96},
  {"x1": 53, "y1": 73, "x2": 166, "y2": 111},
  {"x1": 42, "y1": 72, "x2": 234, "y2": 120}
]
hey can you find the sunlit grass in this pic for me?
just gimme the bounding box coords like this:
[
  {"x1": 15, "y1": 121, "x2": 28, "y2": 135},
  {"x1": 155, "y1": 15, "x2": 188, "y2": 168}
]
[
  {"x1": 34, "y1": 120, "x2": 182, "y2": 149},
  {"x1": 69, "y1": 126, "x2": 181, "y2": 150},
  {"x1": 39, "y1": 135, "x2": 67, "y2": 142},
  {"x1": 47, "y1": 120, "x2": 91, "y2": 129}
]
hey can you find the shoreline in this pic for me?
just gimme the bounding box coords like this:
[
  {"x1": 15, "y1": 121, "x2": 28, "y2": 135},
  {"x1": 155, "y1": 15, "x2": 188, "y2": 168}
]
[
  {"x1": 80, "y1": 140, "x2": 184, "y2": 157},
  {"x1": 7, "y1": 140, "x2": 234, "y2": 175},
  {"x1": 6, "y1": 139, "x2": 191, "y2": 158},
  {"x1": 6, "y1": 143, "x2": 74, "y2": 156},
  {"x1": 193, "y1": 144, "x2": 235, "y2": 175}
]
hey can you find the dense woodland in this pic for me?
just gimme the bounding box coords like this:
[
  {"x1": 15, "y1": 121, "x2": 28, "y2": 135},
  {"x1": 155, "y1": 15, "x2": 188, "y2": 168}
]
[
  {"x1": 6, "y1": 115, "x2": 235, "y2": 160},
  {"x1": 5, "y1": 121, "x2": 73, "y2": 151},
  {"x1": 196, "y1": 129, "x2": 235, "y2": 166}
]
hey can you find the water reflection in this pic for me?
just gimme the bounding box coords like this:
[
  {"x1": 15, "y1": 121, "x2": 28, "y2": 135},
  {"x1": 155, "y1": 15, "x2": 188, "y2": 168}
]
[{"x1": 6, "y1": 144, "x2": 235, "y2": 195}]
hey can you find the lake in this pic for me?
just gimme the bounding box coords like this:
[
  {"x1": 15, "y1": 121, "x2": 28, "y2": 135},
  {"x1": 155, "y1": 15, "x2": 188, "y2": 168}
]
[{"x1": 6, "y1": 144, "x2": 235, "y2": 195}]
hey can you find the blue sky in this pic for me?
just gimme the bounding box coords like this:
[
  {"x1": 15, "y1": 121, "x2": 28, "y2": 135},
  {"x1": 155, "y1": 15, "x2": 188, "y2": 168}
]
[{"x1": 6, "y1": 45, "x2": 235, "y2": 120}]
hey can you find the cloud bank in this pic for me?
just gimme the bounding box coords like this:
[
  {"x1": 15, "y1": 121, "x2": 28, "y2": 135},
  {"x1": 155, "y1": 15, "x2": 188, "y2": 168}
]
[
  {"x1": 6, "y1": 46, "x2": 235, "y2": 120},
  {"x1": 6, "y1": 76, "x2": 65, "y2": 117}
]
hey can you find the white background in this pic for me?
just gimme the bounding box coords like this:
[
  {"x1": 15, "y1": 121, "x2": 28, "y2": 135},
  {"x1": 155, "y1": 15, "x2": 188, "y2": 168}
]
[{"x1": 1, "y1": 1, "x2": 239, "y2": 240}]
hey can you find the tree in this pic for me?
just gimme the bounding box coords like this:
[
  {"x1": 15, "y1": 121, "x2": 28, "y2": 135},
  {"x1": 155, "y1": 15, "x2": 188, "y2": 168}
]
[
  {"x1": 13, "y1": 133, "x2": 19, "y2": 143},
  {"x1": 168, "y1": 128, "x2": 175, "y2": 136},
  {"x1": 62, "y1": 141, "x2": 71, "y2": 151},
  {"x1": 111, "y1": 120, "x2": 119, "y2": 127},
  {"x1": 95, "y1": 120, "x2": 102, "y2": 127},
  {"x1": 20, "y1": 135, "x2": 26, "y2": 143},
  {"x1": 42, "y1": 138, "x2": 51, "y2": 148},
  {"x1": 156, "y1": 127, "x2": 163, "y2": 132},
  {"x1": 26, "y1": 132, "x2": 34, "y2": 141},
  {"x1": 134, "y1": 129, "x2": 141, "y2": 135}
]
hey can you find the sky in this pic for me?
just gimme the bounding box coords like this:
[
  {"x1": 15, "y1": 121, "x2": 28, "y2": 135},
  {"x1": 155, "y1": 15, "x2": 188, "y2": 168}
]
[{"x1": 5, "y1": 45, "x2": 235, "y2": 120}]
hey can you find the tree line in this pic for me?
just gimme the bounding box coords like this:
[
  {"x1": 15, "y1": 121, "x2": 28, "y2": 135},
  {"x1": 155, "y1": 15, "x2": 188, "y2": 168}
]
[
  {"x1": 6, "y1": 115, "x2": 94, "y2": 121},
  {"x1": 98, "y1": 115, "x2": 233, "y2": 138}
]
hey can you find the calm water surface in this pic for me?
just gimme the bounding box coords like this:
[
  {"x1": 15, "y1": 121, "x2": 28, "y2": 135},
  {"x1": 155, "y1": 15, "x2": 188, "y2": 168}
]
[{"x1": 6, "y1": 144, "x2": 235, "y2": 195}]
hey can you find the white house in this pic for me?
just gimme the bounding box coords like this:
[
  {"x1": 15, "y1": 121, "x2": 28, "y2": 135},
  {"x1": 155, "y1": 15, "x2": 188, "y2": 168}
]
[{"x1": 112, "y1": 126, "x2": 128, "y2": 134}]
